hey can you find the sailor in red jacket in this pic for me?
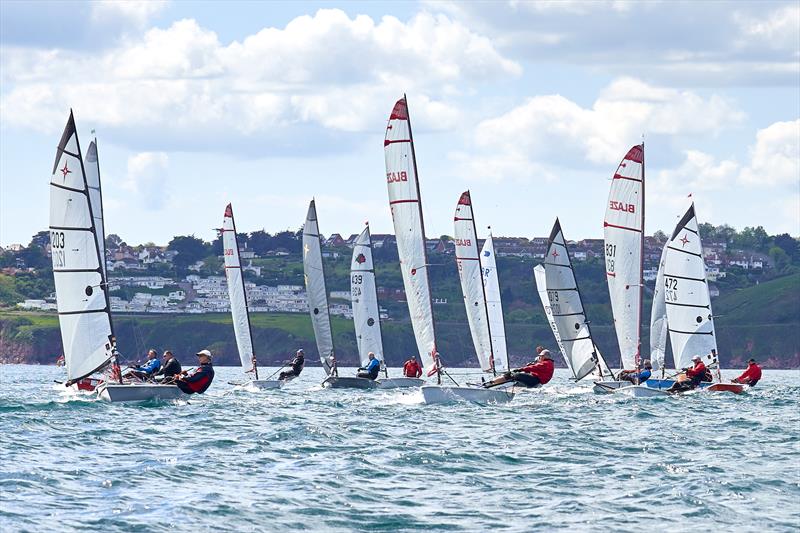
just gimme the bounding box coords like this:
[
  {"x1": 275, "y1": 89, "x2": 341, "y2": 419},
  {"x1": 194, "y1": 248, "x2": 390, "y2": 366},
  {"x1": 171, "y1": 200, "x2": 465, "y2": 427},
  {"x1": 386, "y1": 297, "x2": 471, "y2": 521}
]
[
  {"x1": 175, "y1": 350, "x2": 215, "y2": 394},
  {"x1": 402, "y1": 355, "x2": 422, "y2": 378},
  {"x1": 669, "y1": 355, "x2": 706, "y2": 392},
  {"x1": 732, "y1": 358, "x2": 762, "y2": 387},
  {"x1": 510, "y1": 349, "x2": 555, "y2": 388}
]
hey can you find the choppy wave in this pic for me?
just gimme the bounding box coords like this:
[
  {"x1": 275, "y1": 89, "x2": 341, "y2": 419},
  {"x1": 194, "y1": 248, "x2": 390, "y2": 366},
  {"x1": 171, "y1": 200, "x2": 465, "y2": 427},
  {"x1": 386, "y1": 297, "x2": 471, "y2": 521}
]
[{"x1": 1, "y1": 365, "x2": 798, "y2": 532}]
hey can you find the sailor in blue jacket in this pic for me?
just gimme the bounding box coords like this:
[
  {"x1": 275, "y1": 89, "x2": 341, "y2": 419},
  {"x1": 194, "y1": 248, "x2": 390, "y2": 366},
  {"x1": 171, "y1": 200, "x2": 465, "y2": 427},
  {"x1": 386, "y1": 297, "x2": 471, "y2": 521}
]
[
  {"x1": 619, "y1": 359, "x2": 653, "y2": 384},
  {"x1": 356, "y1": 352, "x2": 381, "y2": 380},
  {"x1": 124, "y1": 349, "x2": 162, "y2": 381}
]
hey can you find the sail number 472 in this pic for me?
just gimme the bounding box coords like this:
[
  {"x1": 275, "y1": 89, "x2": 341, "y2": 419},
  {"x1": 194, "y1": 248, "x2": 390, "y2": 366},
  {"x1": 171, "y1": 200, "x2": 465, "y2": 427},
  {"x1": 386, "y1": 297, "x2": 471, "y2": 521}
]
[{"x1": 664, "y1": 277, "x2": 678, "y2": 302}]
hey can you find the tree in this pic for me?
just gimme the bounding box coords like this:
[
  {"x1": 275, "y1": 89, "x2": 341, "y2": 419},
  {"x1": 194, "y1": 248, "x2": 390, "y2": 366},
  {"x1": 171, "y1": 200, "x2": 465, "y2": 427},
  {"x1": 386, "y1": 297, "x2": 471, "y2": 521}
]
[
  {"x1": 652, "y1": 230, "x2": 668, "y2": 243},
  {"x1": 167, "y1": 235, "x2": 210, "y2": 268},
  {"x1": 773, "y1": 234, "x2": 799, "y2": 263},
  {"x1": 29, "y1": 231, "x2": 50, "y2": 249},
  {"x1": 106, "y1": 234, "x2": 124, "y2": 250},
  {"x1": 769, "y1": 246, "x2": 790, "y2": 271},
  {"x1": 249, "y1": 230, "x2": 273, "y2": 256}
]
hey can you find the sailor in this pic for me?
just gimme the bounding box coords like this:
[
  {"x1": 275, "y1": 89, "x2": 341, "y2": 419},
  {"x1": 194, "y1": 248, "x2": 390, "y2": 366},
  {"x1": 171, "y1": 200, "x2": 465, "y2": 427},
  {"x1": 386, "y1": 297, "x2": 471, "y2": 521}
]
[
  {"x1": 402, "y1": 355, "x2": 422, "y2": 378},
  {"x1": 619, "y1": 359, "x2": 653, "y2": 384},
  {"x1": 124, "y1": 349, "x2": 161, "y2": 381},
  {"x1": 356, "y1": 352, "x2": 381, "y2": 380},
  {"x1": 486, "y1": 349, "x2": 555, "y2": 388},
  {"x1": 278, "y1": 349, "x2": 305, "y2": 381},
  {"x1": 174, "y1": 349, "x2": 215, "y2": 394},
  {"x1": 154, "y1": 350, "x2": 182, "y2": 382},
  {"x1": 732, "y1": 358, "x2": 762, "y2": 387},
  {"x1": 668, "y1": 355, "x2": 706, "y2": 392}
]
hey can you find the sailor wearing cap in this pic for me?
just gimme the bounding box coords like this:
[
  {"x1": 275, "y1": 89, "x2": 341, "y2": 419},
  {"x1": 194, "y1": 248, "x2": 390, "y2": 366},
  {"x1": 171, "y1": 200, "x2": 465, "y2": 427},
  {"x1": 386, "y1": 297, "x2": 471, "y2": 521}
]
[
  {"x1": 174, "y1": 349, "x2": 216, "y2": 394},
  {"x1": 279, "y1": 349, "x2": 306, "y2": 381}
]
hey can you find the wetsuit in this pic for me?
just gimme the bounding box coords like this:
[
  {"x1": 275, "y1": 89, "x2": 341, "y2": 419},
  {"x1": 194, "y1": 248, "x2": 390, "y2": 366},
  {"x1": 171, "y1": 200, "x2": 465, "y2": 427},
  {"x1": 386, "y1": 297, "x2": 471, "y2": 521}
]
[
  {"x1": 129, "y1": 358, "x2": 161, "y2": 381},
  {"x1": 511, "y1": 358, "x2": 555, "y2": 388},
  {"x1": 357, "y1": 358, "x2": 381, "y2": 380},
  {"x1": 403, "y1": 359, "x2": 422, "y2": 378},
  {"x1": 155, "y1": 357, "x2": 182, "y2": 381},
  {"x1": 279, "y1": 354, "x2": 304, "y2": 381},
  {"x1": 734, "y1": 362, "x2": 762, "y2": 386},
  {"x1": 175, "y1": 362, "x2": 215, "y2": 394}
]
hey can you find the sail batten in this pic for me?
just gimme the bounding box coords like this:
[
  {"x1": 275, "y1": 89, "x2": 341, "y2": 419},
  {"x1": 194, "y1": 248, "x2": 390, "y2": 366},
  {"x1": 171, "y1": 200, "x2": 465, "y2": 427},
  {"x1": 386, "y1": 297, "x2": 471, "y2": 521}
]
[
  {"x1": 604, "y1": 144, "x2": 644, "y2": 371},
  {"x1": 303, "y1": 200, "x2": 335, "y2": 374},
  {"x1": 664, "y1": 203, "x2": 718, "y2": 372},
  {"x1": 222, "y1": 204, "x2": 258, "y2": 376},
  {"x1": 454, "y1": 191, "x2": 493, "y2": 372},
  {"x1": 50, "y1": 112, "x2": 114, "y2": 382},
  {"x1": 384, "y1": 96, "x2": 437, "y2": 374},
  {"x1": 542, "y1": 219, "x2": 610, "y2": 380},
  {"x1": 351, "y1": 224, "x2": 385, "y2": 368}
]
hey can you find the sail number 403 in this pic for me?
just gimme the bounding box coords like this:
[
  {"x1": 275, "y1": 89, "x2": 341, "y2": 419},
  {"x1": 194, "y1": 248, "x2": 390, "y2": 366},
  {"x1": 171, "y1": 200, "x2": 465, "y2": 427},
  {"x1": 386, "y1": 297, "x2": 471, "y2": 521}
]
[
  {"x1": 664, "y1": 277, "x2": 679, "y2": 302},
  {"x1": 51, "y1": 231, "x2": 66, "y2": 268}
]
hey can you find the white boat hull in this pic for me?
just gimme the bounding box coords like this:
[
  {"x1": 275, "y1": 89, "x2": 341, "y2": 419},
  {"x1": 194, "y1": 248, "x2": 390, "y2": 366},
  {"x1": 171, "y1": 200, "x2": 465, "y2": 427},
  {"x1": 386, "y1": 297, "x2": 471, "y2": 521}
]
[
  {"x1": 245, "y1": 379, "x2": 284, "y2": 390},
  {"x1": 97, "y1": 383, "x2": 186, "y2": 402},
  {"x1": 420, "y1": 385, "x2": 515, "y2": 404},
  {"x1": 321, "y1": 376, "x2": 378, "y2": 389},
  {"x1": 593, "y1": 380, "x2": 632, "y2": 394},
  {"x1": 376, "y1": 377, "x2": 425, "y2": 389},
  {"x1": 617, "y1": 385, "x2": 670, "y2": 398}
]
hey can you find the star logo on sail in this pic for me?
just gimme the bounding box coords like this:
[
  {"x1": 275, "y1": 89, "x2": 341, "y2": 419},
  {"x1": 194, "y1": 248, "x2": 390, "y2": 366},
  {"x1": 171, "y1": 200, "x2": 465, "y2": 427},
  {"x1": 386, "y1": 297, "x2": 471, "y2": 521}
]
[
  {"x1": 355, "y1": 253, "x2": 366, "y2": 264},
  {"x1": 551, "y1": 250, "x2": 559, "y2": 258},
  {"x1": 680, "y1": 234, "x2": 690, "y2": 247},
  {"x1": 60, "y1": 162, "x2": 71, "y2": 179}
]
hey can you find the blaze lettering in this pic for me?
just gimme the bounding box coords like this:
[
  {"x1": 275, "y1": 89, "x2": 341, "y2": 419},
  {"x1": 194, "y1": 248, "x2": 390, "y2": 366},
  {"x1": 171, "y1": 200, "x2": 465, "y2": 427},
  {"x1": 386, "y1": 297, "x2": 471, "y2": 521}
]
[
  {"x1": 609, "y1": 200, "x2": 635, "y2": 213},
  {"x1": 386, "y1": 171, "x2": 408, "y2": 183}
]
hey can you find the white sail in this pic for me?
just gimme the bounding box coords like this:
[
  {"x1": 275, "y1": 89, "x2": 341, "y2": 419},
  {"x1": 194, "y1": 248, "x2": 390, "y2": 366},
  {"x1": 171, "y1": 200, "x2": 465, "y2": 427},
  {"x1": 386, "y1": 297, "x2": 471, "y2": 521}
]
[
  {"x1": 604, "y1": 144, "x2": 644, "y2": 370},
  {"x1": 384, "y1": 96, "x2": 437, "y2": 374},
  {"x1": 454, "y1": 191, "x2": 493, "y2": 372},
  {"x1": 222, "y1": 204, "x2": 256, "y2": 373},
  {"x1": 350, "y1": 224, "x2": 385, "y2": 368},
  {"x1": 50, "y1": 112, "x2": 115, "y2": 381},
  {"x1": 533, "y1": 264, "x2": 568, "y2": 374},
  {"x1": 84, "y1": 140, "x2": 107, "y2": 281},
  {"x1": 543, "y1": 219, "x2": 611, "y2": 380},
  {"x1": 649, "y1": 241, "x2": 669, "y2": 372},
  {"x1": 480, "y1": 233, "x2": 509, "y2": 373},
  {"x1": 664, "y1": 204, "x2": 718, "y2": 372},
  {"x1": 303, "y1": 200, "x2": 335, "y2": 374}
]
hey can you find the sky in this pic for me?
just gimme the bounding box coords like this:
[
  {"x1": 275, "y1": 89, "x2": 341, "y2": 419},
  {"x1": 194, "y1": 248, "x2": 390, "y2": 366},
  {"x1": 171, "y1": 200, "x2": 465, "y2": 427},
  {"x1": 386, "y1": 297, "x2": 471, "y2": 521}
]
[{"x1": 1, "y1": 0, "x2": 798, "y2": 247}]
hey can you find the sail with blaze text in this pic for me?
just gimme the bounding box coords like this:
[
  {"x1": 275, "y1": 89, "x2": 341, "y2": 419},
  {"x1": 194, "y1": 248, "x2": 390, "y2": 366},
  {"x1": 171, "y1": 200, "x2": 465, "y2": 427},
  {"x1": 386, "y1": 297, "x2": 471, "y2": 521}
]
[
  {"x1": 604, "y1": 144, "x2": 645, "y2": 371},
  {"x1": 664, "y1": 204, "x2": 719, "y2": 374},
  {"x1": 481, "y1": 233, "x2": 509, "y2": 373},
  {"x1": 543, "y1": 219, "x2": 612, "y2": 380},
  {"x1": 222, "y1": 203, "x2": 259, "y2": 378},
  {"x1": 384, "y1": 96, "x2": 438, "y2": 374},
  {"x1": 50, "y1": 111, "x2": 116, "y2": 382},
  {"x1": 649, "y1": 241, "x2": 669, "y2": 373},
  {"x1": 303, "y1": 200, "x2": 335, "y2": 374},
  {"x1": 453, "y1": 191, "x2": 493, "y2": 372},
  {"x1": 350, "y1": 223, "x2": 385, "y2": 369}
]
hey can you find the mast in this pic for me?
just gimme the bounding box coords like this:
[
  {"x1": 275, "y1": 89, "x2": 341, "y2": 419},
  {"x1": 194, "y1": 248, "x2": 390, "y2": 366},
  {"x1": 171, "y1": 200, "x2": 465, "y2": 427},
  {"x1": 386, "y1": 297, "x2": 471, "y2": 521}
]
[
  {"x1": 224, "y1": 204, "x2": 259, "y2": 380},
  {"x1": 405, "y1": 94, "x2": 441, "y2": 381},
  {"x1": 637, "y1": 143, "x2": 645, "y2": 379},
  {"x1": 303, "y1": 199, "x2": 336, "y2": 375}
]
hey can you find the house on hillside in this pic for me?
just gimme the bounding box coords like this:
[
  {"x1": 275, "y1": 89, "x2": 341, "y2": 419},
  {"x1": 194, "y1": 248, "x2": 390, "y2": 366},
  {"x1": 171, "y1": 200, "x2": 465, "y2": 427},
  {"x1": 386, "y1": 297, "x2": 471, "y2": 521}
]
[
  {"x1": 326, "y1": 233, "x2": 346, "y2": 247},
  {"x1": 371, "y1": 234, "x2": 396, "y2": 248}
]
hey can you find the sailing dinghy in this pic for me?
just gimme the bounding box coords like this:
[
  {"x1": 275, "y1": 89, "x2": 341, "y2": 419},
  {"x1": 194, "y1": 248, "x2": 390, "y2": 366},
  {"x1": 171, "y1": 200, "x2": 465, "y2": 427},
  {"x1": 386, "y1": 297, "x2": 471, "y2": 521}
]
[
  {"x1": 425, "y1": 191, "x2": 516, "y2": 403},
  {"x1": 51, "y1": 111, "x2": 184, "y2": 402},
  {"x1": 349, "y1": 223, "x2": 424, "y2": 389},
  {"x1": 535, "y1": 219, "x2": 613, "y2": 391},
  {"x1": 662, "y1": 204, "x2": 743, "y2": 394},
  {"x1": 222, "y1": 204, "x2": 283, "y2": 389}
]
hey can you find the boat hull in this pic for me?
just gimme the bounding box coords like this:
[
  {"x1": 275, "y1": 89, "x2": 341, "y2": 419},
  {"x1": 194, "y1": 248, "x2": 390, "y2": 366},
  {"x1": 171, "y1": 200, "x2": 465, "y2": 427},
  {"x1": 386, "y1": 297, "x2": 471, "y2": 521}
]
[
  {"x1": 593, "y1": 380, "x2": 631, "y2": 394},
  {"x1": 420, "y1": 385, "x2": 515, "y2": 404},
  {"x1": 321, "y1": 376, "x2": 378, "y2": 389},
  {"x1": 97, "y1": 383, "x2": 186, "y2": 402},
  {"x1": 245, "y1": 379, "x2": 284, "y2": 390},
  {"x1": 617, "y1": 385, "x2": 670, "y2": 398},
  {"x1": 376, "y1": 377, "x2": 425, "y2": 389},
  {"x1": 704, "y1": 383, "x2": 745, "y2": 394}
]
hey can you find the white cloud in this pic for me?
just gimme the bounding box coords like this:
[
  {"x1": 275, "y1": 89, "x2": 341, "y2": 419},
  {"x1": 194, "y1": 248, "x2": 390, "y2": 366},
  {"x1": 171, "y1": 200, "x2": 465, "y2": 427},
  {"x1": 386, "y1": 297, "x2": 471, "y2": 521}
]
[
  {"x1": 91, "y1": 1, "x2": 169, "y2": 29},
  {"x1": 0, "y1": 9, "x2": 519, "y2": 150},
  {"x1": 739, "y1": 119, "x2": 800, "y2": 186},
  {"x1": 122, "y1": 152, "x2": 169, "y2": 210},
  {"x1": 451, "y1": 77, "x2": 744, "y2": 182},
  {"x1": 733, "y1": 4, "x2": 800, "y2": 51},
  {"x1": 656, "y1": 150, "x2": 739, "y2": 192}
]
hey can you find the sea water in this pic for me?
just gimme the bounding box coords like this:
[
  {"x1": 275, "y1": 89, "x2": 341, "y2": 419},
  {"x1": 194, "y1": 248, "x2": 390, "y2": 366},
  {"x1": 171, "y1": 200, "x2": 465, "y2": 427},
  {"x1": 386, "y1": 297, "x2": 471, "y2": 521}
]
[{"x1": 1, "y1": 365, "x2": 798, "y2": 532}]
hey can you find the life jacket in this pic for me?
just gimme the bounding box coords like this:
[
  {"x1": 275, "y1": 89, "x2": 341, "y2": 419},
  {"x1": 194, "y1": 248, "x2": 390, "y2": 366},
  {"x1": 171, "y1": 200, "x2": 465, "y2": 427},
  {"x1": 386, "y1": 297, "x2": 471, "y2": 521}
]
[
  {"x1": 176, "y1": 363, "x2": 215, "y2": 394},
  {"x1": 519, "y1": 359, "x2": 555, "y2": 385}
]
